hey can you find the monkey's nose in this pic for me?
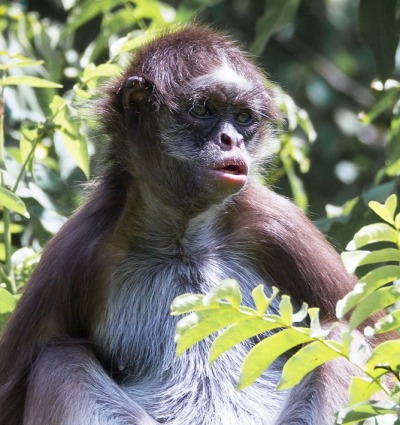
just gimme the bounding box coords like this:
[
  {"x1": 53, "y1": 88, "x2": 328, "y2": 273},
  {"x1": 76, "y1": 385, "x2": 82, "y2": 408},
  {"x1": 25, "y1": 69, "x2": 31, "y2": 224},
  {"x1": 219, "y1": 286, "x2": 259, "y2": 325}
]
[{"x1": 219, "y1": 132, "x2": 244, "y2": 150}]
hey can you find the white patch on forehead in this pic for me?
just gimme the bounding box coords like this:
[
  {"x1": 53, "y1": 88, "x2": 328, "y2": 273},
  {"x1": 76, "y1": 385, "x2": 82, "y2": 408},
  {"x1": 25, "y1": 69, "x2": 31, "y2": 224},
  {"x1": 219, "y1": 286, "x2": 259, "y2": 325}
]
[
  {"x1": 189, "y1": 63, "x2": 254, "y2": 93},
  {"x1": 210, "y1": 65, "x2": 251, "y2": 89}
]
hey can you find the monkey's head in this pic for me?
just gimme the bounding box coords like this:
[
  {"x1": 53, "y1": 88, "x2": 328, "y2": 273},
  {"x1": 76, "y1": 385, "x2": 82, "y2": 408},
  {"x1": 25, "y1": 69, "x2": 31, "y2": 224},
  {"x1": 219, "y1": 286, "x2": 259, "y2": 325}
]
[{"x1": 102, "y1": 26, "x2": 279, "y2": 212}]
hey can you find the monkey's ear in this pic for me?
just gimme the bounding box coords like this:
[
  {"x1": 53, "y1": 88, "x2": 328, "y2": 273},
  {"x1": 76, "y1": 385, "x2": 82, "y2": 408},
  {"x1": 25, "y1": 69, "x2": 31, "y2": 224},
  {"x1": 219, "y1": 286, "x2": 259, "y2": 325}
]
[{"x1": 122, "y1": 76, "x2": 154, "y2": 112}]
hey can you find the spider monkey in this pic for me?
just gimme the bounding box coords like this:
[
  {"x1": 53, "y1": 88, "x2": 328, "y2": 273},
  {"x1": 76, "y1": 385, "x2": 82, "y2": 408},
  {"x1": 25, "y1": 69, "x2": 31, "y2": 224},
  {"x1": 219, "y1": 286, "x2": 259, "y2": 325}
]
[{"x1": 0, "y1": 26, "x2": 366, "y2": 424}]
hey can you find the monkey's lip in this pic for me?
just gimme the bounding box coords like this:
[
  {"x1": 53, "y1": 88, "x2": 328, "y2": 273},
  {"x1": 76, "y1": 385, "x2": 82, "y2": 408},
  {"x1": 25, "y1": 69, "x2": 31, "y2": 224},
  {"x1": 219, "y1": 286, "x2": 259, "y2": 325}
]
[{"x1": 207, "y1": 160, "x2": 248, "y2": 184}]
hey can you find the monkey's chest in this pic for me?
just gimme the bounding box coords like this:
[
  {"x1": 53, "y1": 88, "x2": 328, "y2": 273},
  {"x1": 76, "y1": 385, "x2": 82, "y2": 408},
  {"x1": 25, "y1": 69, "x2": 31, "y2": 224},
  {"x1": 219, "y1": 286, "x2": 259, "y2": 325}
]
[
  {"x1": 92, "y1": 255, "x2": 286, "y2": 424},
  {"x1": 94, "y1": 252, "x2": 276, "y2": 359}
]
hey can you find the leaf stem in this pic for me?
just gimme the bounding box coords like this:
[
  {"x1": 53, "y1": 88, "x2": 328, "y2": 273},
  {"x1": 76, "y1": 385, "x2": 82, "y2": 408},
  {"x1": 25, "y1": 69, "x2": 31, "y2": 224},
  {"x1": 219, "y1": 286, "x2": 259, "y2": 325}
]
[{"x1": 11, "y1": 124, "x2": 43, "y2": 194}]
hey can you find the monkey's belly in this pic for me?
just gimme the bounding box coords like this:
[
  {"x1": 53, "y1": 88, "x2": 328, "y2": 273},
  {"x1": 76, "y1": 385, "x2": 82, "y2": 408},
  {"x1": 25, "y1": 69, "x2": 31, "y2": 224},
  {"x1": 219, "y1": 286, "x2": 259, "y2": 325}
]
[
  {"x1": 120, "y1": 339, "x2": 289, "y2": 425},
  {"x1": 93, "y1": 255, "x2": 287, "y2": 424}
]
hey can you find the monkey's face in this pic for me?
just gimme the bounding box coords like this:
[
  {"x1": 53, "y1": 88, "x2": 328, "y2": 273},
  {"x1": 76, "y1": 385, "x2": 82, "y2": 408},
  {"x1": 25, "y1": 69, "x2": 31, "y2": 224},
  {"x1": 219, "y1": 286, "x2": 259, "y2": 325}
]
[
  {"x1": 159, "y1": 68, "x2": 274, "y2": 207},
  {"x1": 121, "y1": 66, "x2": 275, "y2": 211}
]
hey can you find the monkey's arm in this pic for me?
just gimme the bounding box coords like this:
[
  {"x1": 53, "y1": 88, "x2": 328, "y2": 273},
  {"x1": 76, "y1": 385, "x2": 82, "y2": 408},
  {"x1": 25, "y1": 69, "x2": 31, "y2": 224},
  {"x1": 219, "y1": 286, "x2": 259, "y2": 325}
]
[
  {"x1": 0, "y1": 175, "x2": 151, "y2": 425},
  {"x1": 233, "y1": 184, "x2": 360, "y2": 424},
  {"x1": 235, "y1": 183, "x2": 356, "y2": 318},
  {"x1": 23, "y1": 341, "x2": 157, "y2": 425}
]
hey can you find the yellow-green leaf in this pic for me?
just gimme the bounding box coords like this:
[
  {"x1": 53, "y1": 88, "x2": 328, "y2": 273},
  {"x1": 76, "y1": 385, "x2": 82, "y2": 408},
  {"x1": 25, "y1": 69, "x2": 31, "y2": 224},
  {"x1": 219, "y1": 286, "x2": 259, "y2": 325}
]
[
  {"x1": 368, "y1": 195, "x2": 397, "y2": 224},
  {"x1": 278, "y1": 341, "x2": 341, "y2": 390},
  {"x1": 308, "y1": 307, "x2": 330, "y2": 338},
  {"x1": 20, "y1": 127, "x2": 39, "y2": 169},
  {"x1": 209, "y1": 317, "x2": 282, "y2": 365},
  {"x1": 0, "y1": 187, "x2": 29, "y2": 217},
  {"x1": 346, "y1": 223, "x2": 398, "y2": 250},
  {"x1": 252, "y1": 285, "x2": 277, "y2": 315},
  {"x1": 337, "y1": 399, "x2": 398, "y2": 424},
  {"x1": 348, "y1": 376, "x2": 382, "y2": 406},
  {"x1": 2, "y1": 75, "x2": 62, "y2": 88},
  {"x1": 395, "y1": 212, "x2": 400, "y2": 230},
  {"x1": 336, "y1": 265, "x2": 400, "y2": 319},
  {"x1": 175, "y1": 308, "x2": 246, "y2": 356},
  {"x1": 238, "y1": 328, "x2": 312, "y2": 390},
  {"x1": 279, "y1": 295, "x2": 293, "y2": 325},
  {"x1": 56, "y1": 130, "x2": 90, "y2": 179},
  {"x1": 82, "y1": 63, "x2": 121, "y2": 82},
  {"x1": 0, "y1": 222, "x2": 24, "y2": 233},
  {"x1": 170, "y1": 293, "x2": 207, "y2": 315},
  {"x1": 349, "y1": 286, "x2": 400, "y2": 330},
  {"x1": 50, "y1": 96, "x2": 90, "y2": 178},
  {"x1": 373, "y1": 311, "x2": 400, "y2": 335},
  {"x1": 366, "y1": 340, "x2": 400, "y2": 376},
  {"x1": 0, "y1": 287, "x2": 16, "y2": 314},
  {"x1": 342, "y1": 248, "x2": 400, "y2": 274},
  {"x1": 203, "y1": 279, "x2": 242, "y2": 309}
]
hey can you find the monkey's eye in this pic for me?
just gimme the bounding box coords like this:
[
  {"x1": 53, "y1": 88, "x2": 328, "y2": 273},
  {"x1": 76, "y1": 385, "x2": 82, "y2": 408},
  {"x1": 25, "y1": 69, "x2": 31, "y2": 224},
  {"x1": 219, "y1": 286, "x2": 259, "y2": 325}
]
[
  {"x1": 235, "y1": 111, "x2": 253, "y2": 125},
  {"x1": 190, "y1": 102, "x2": 212, "y2": 118}
]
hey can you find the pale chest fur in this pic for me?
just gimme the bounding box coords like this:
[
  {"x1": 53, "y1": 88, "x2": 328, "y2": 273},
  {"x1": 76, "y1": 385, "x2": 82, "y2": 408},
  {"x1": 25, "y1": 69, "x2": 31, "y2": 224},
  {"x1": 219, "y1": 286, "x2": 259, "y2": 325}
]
[{"x1": 92, "y1": 240, "x2": 291, "y2": 425}]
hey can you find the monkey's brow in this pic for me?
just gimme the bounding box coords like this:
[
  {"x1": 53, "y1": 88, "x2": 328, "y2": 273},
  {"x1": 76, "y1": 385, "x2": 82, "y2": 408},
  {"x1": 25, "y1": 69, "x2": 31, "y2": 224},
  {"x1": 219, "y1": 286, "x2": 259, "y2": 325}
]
[{"x1": 187, "y1": 82, "x2": 267, "y2": 104}]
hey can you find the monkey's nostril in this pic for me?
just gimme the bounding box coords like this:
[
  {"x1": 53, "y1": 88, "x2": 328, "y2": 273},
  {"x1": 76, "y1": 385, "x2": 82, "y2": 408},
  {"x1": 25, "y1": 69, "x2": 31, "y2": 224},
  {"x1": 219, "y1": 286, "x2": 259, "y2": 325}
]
[{"x1": 220, "y1": 133, "x2": 232, "y2": 146}]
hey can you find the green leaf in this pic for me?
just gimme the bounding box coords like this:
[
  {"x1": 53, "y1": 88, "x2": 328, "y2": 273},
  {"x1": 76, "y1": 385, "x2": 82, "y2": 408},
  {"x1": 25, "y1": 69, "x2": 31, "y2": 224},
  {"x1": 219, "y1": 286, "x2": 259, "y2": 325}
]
[
  {"x1": 373, "y1": 311, "x2": 400, "y2": 335},
  {"x1": 308, "y1": 308, "x2": 330, "y2": 338},
  {"x1": 356, "y1": 248, "x2": 400, "y2": 267},
  {"x1": 387, "y1": 116, "x2": 400, "y2": 178},
  {"x1": 336, "y1": 265, "x2": 400, "y2": 319},
  {"x1": 82, "y1": 63, "x2": 121, "y2": 83},
  {"x1": 0, "y1": 187, "x2": 29, "y2": 217},
  {"x1": 50, "y1": 96, "x2": 90, "y2": 178},
  {"x1": 349, "y1": 286, "x2": 400, "y2": 330},
  {"x1": 0, "y1": 52, "x2": 44, "y2": 71},
  {"x1": 0, "y1": 287, "x2": 16, "y2": 314},
  {"x1": 358, "y1": 0, "x2": 398, "y2": 81},
  {"x1": 252, "y1": 285, "x2": 278, "y2": 315},
  {"x1": 297, "y1": 109, "x2": 317, "y2": 143},
  {"x1": 0, "y1": 222, "x2": 24, "y2": 233},
  {"x1": 279, "y1": 295, "x2": 293, "y2": 325},
  {"x1": 395, "y1": 213, "x2": 400, "y2": 230},
  {"x1": 62, "y1": 0, "x2": 114, "y2": 36},
  {"x1": 175, "y1": 308, "x2": 247, "y2": 356},
  {"x1": 170, "y1": 293, "x2": 208, "y2": 315},
  {"x1": 19, "y1": 127, "x2": 39, "y2": 170},
  {"x1": 292, "y1": 303, "x2": 308, "y2": 323},
  {"x1": 342, "y1": 249, "x2": 400, "y2": 274},
  {"x1": 278, "y1": 341, "x2": 341, "y2": 390},
  {"x1": 251, "y1": 0, "x2": 301, "y2": 55},
  {"x1": 347, "y1": 335, "x2": 370, "y2": 366},
  {"x1": 284, "y1": 160, "x2": 308, "y2": 211},
  {"x1": 203, "y1": 279, "x2": 242, "y2": 309},
  {"x1": 116, "y1": 31, "x2": 156, "y2": 55},
  {"x1": 346, "y1": 223, "x2": 398, "y2": 250},
  {"x1": 337, "y1": 399, "x2": 399, "y2": 424},
  {"x1": 1, "y1": 75, "x2": 62, "y2": 88},
  {"x1": 57, "y1": 129, "x2": 90, "y2": 178},
  {"x1": 348, "y1": 376, "x2": 382, "y2": 406},
  {"x1": 368, "y1": 195, "x2": 397, "y2": 224},
  {"x1": 366, "y1": 340, "x2": 400, "y2": 376},
  {"x1": 341, "y1": 251, "x2": 371, "y2": 274},
  {"x1": 209, "y1": 317, "x2": 282, "y2": 365},
  {"x1": 384, "y1": 194, "x2": 397, "y2": 219},
  {"x1": 237, "y1": 328, "x2": 311, "y2": 389}
]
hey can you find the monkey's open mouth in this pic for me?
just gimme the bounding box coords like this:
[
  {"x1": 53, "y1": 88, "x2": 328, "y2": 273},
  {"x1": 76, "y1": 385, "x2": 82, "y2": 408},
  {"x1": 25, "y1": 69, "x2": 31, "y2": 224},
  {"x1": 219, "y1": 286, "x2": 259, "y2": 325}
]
[
  {"x1": 219, "y1": 164, "x2": 244, "y2": 174},
  {"x1": 208, "y1": 160, "x2": 248, "y2": 185}
]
